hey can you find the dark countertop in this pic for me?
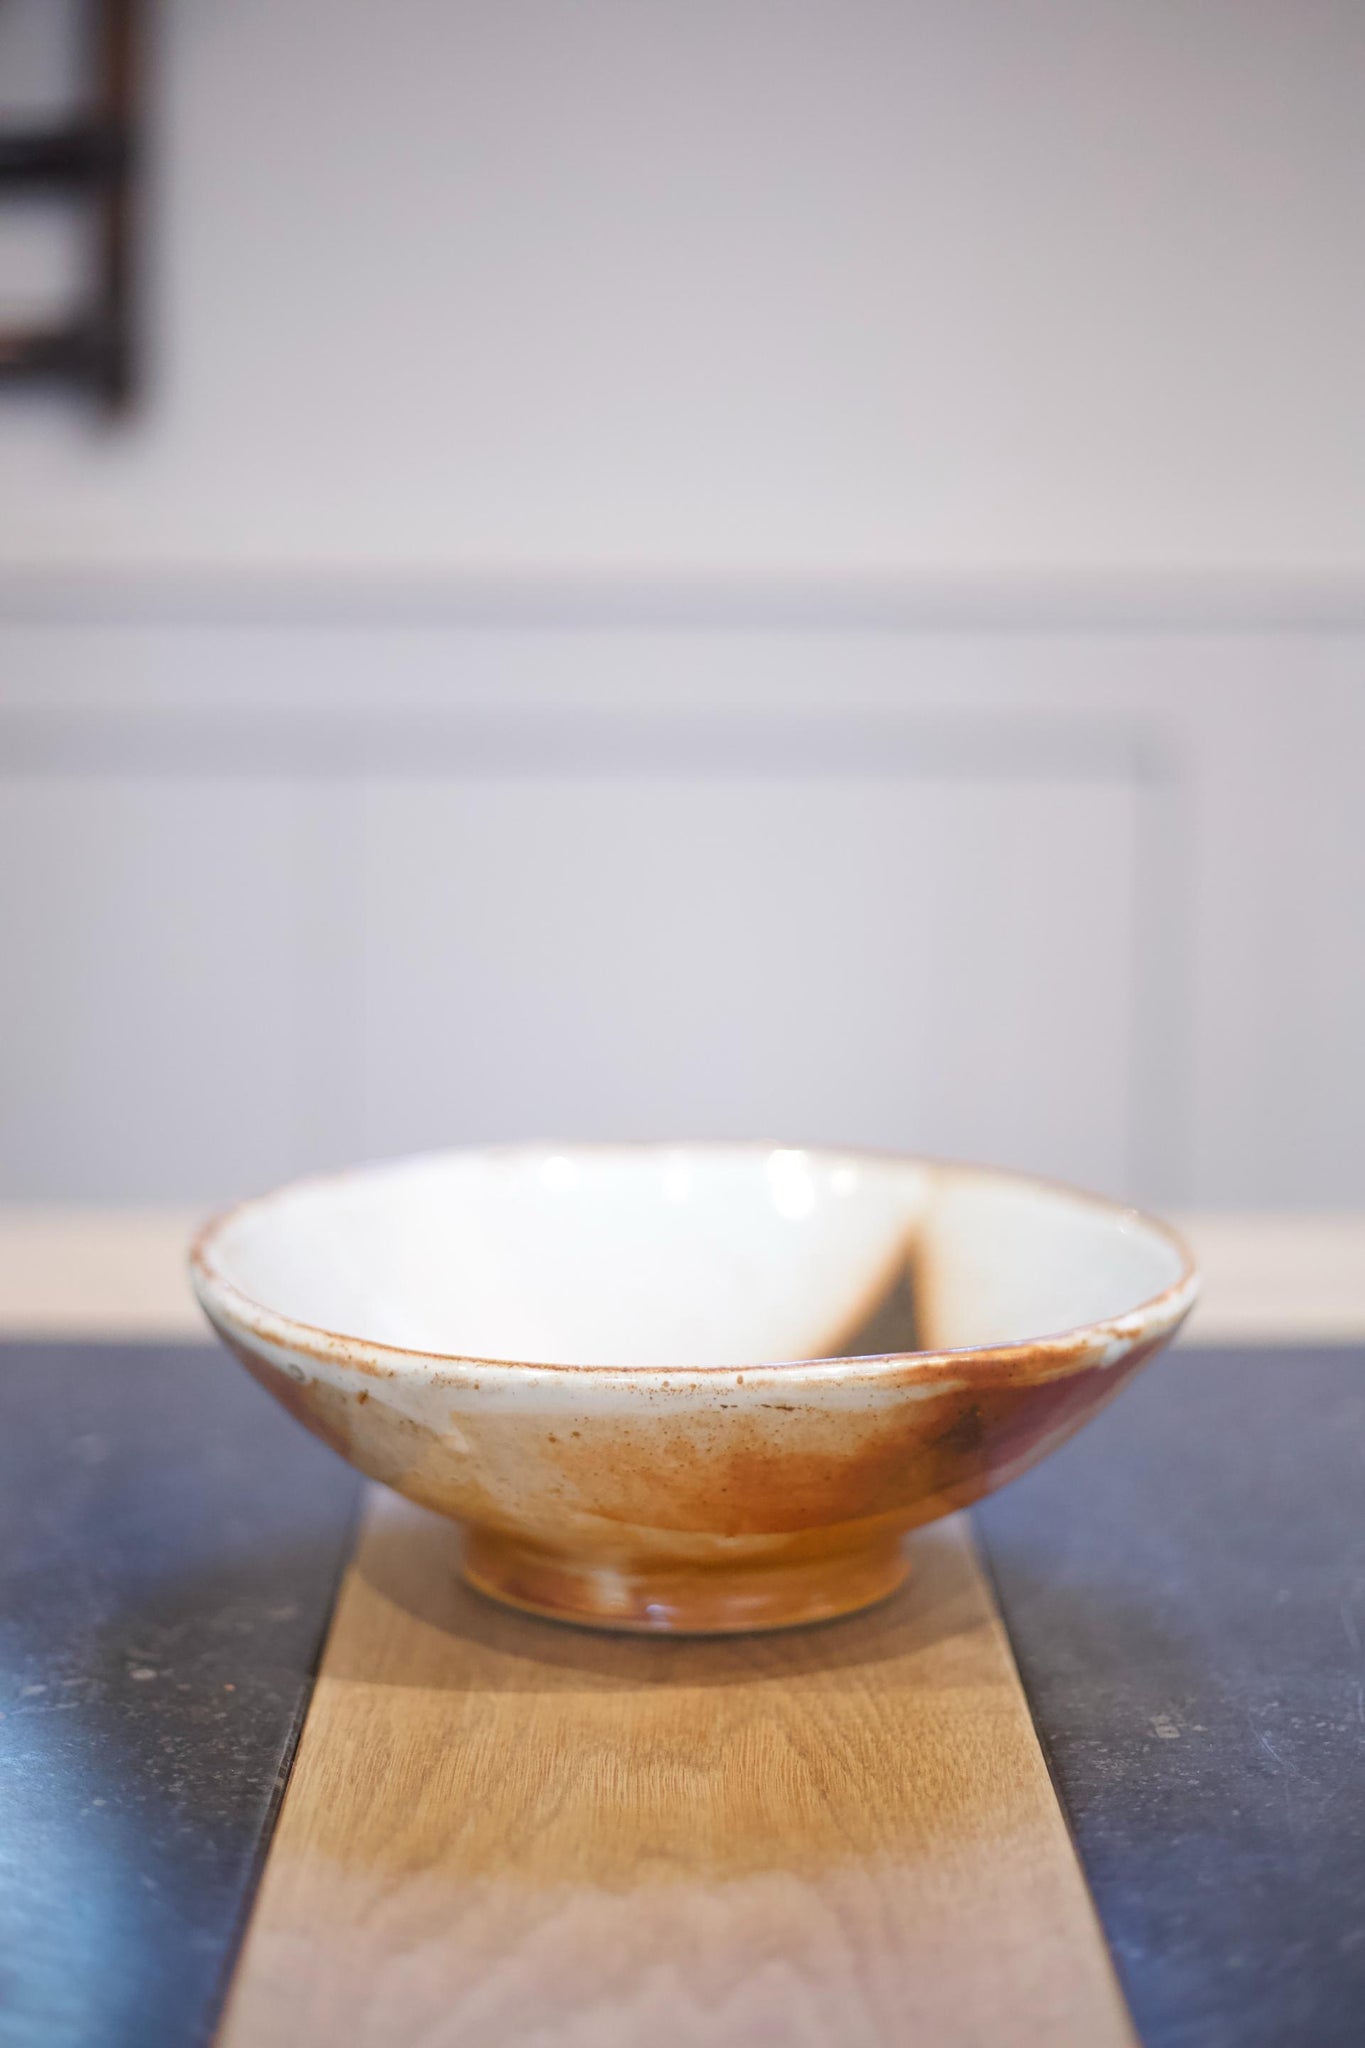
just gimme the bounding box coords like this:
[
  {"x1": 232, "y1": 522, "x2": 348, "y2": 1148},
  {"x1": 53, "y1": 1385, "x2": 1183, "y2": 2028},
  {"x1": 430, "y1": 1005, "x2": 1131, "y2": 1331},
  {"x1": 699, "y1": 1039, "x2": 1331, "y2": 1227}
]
[
  {"x1": 0, "y1": 1342, "x2": 358, "y2": 2048},
  {"x1": 978, "y1": 1342, "x2": 1365, "y2": 2048},
  {"x1": 4, "y1": 1338, "x2": 1364, "y2": 2047}
]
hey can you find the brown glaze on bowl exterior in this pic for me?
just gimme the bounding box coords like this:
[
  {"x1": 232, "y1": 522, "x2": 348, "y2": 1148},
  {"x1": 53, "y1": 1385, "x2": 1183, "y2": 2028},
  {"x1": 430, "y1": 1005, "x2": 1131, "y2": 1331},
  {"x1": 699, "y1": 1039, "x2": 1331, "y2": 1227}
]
[{"x1": 190, "y1": 1146, "x2": 1197, "y2": 1634}]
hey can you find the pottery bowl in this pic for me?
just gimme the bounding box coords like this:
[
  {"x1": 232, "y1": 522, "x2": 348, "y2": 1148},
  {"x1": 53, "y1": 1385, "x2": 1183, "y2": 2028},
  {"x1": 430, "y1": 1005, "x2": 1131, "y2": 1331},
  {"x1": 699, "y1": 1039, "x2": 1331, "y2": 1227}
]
[{"x1": 190, "y1": 1144, "x2": 1196, "y2": 1634}]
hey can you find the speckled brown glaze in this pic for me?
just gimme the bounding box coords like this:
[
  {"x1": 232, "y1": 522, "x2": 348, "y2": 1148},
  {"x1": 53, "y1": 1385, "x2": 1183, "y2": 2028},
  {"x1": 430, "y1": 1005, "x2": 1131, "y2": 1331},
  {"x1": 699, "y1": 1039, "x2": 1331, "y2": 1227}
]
[{"x1": 190, "y1": 1145, "x2": 1198, "y2": 1633}]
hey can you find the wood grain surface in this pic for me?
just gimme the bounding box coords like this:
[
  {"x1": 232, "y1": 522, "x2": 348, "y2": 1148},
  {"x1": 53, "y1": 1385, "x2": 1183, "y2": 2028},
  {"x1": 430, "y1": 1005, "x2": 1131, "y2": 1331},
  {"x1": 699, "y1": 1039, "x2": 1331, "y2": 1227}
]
[{"x1": 218, "y1": 1494, "x2": 1132, "y2": 2048}]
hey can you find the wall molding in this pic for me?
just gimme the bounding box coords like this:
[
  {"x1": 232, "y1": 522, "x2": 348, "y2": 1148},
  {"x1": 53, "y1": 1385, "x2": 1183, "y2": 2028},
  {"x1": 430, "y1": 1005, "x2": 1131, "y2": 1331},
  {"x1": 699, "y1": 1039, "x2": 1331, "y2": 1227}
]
[
  {"x1": 0, "y1": 678, "x2": 1188, "y2": 1206},
  {"x1": 1, "y1": 568, "x2": 1364, "y2": 633},
  {"x1": 0, "y1": 703, "x2": 1158, "y2": 782},
  {"x1": 4, "y1": 608, "x2": 1359, "y2": 1207}
]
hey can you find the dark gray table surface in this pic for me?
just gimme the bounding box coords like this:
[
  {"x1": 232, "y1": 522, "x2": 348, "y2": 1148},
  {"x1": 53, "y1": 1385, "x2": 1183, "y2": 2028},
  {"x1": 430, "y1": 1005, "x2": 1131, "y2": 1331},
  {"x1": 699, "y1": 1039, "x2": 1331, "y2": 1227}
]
[
  {"x1": 0, "y1": 1342, "x2": 358, "y2": 2048},
  {"x1": 977, "y1": 1342, "x2": 1365, "y2": 2048},
  {"x1": 3, "y1": 1339, "x2": 1362, "y2": 2047}
]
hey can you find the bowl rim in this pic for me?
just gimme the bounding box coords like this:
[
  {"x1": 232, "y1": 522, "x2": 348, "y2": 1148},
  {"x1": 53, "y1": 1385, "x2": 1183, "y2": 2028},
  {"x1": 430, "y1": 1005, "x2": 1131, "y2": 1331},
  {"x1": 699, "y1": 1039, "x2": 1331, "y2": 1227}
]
[{"x1": 188, "y1": 1141, "x2": 1199, "y2": 1386}]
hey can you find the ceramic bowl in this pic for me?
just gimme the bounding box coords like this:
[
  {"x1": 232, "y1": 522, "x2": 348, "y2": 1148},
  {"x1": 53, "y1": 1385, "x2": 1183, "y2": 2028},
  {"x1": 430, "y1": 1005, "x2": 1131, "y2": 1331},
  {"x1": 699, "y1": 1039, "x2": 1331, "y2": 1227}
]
[{"x1": 190, "y1": 1144, "x2": 1196, "y2": 1634}]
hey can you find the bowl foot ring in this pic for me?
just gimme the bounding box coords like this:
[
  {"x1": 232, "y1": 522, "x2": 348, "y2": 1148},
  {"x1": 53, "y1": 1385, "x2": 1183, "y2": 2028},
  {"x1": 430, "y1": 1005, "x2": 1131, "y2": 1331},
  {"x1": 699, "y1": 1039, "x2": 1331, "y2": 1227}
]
[{"x1": 459, "y1": 1526, "x2": 910, "y2": 1634}]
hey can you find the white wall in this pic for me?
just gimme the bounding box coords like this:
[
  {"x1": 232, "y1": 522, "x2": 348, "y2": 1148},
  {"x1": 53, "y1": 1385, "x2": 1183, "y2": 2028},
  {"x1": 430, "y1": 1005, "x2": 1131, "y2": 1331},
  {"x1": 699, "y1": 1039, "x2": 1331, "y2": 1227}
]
[
  {"x1": 1, "y1": 4, "x2": 1362, "y2": 1210},
  {"x1": 1, "y1": 0, "x2": 1363, "y2": 581}
]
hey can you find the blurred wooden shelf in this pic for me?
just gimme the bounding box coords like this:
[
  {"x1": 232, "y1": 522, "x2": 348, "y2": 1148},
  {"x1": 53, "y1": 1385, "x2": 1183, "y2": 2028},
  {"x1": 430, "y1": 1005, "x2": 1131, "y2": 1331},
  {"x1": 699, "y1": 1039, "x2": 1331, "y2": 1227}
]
[{"x1": 0, "y1": 0, "x2": 143, "y2": 411}]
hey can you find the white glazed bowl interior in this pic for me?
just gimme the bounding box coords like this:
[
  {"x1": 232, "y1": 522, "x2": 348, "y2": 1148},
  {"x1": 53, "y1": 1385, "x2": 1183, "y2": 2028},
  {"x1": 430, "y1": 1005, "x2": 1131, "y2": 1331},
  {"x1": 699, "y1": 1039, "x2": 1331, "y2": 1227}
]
[{"x1": 197, "y1": 1145, "x2": 1191, "y2": 1369}]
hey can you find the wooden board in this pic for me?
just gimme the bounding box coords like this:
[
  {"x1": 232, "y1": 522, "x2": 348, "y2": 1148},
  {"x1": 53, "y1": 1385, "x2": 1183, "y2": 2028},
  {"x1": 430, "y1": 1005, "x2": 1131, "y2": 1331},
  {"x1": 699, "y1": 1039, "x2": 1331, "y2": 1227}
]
[{"x1": 218, "y1": 1493, "x2": 1133, "y2": 2048}]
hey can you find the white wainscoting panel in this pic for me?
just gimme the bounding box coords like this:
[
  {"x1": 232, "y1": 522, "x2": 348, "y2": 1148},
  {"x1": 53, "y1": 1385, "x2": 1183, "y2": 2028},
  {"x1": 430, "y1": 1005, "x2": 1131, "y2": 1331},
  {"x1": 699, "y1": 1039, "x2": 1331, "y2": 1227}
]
[
  {"x1": 0, "y1": 778, "x2": 355, "y2": 1200},
  {"x1": 360, "y1": 773, "x2": 1139, "y2": 1188},
  {"x1": 1, "y1": 603, "x2": 1362, "y2": 1209}
]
